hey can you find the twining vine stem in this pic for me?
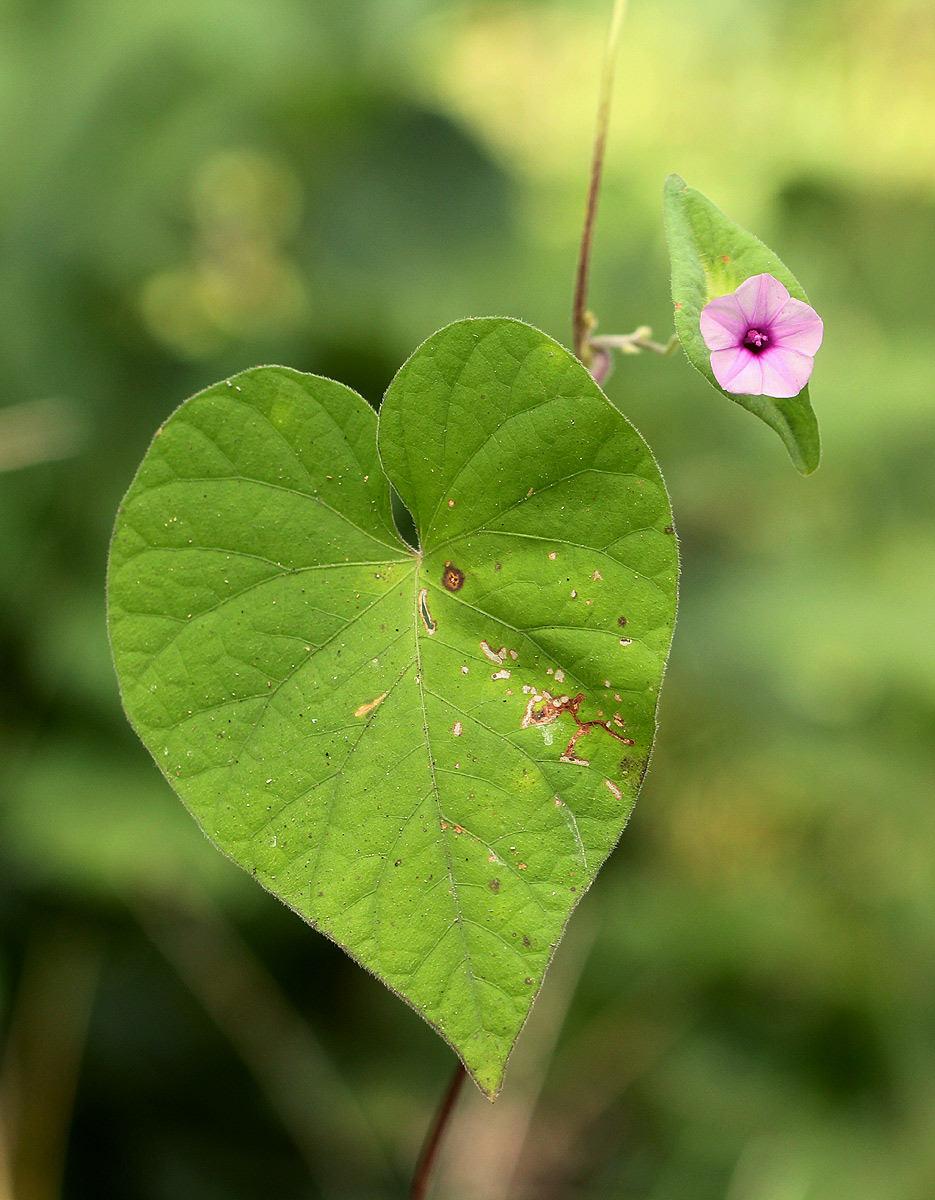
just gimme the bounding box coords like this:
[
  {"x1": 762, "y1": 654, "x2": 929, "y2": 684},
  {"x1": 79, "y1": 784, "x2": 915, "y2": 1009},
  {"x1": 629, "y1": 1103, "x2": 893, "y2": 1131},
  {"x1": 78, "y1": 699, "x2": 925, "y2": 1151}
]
[
  {"x1": 572, "y1": 0, "x2": 629, "y2": 364},
  {"x1": 409, "y1": 1061, "x2": 468, "y2": 1200}
]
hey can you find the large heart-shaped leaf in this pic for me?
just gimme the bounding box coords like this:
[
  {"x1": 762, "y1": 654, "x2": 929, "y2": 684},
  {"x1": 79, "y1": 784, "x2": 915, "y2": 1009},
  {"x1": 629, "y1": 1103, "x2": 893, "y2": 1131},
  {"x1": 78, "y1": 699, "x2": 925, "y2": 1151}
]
[
  {"x1": 664, "y1": 173, "x2": 821, "y2": 475},
  {"x1": 107, "y1": 318, "x2": 678, "y2": 1096}
]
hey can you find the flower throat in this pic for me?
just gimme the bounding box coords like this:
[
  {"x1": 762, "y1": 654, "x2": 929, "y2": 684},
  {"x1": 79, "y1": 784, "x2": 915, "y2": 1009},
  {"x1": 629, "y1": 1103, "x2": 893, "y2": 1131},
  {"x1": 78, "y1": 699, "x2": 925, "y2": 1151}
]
[{"x1": 742, "y1": 328, "x2": 770, "y2": 353}]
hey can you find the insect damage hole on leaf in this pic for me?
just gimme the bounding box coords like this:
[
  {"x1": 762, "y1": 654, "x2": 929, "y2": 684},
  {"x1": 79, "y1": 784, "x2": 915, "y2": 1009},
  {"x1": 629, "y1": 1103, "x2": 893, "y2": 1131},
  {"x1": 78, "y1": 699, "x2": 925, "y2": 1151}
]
[{"x1": 418, "y1": 588, "x2": 437, "y2": 634}]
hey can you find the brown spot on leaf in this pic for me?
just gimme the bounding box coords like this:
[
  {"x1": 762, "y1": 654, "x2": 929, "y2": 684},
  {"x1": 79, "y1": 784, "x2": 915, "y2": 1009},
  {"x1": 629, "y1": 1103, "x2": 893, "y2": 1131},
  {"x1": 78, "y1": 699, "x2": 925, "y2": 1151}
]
[
  {"x1": 442, "y1": 562, "x2": 464, "y2": 591},
  {"x1": 664, "y1": 525, "x2": 675, "y2": 535},
  {"x1": 488, "y1": 878, "x2": 500, "y2": 893}
]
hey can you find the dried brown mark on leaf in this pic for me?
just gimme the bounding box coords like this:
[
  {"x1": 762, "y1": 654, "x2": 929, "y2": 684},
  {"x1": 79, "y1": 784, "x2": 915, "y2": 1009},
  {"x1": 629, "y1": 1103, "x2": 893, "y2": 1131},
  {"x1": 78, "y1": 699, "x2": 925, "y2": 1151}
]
[
  {"x1": 442, "y1": 562, "x2": 464, "y2": 591},
  {"x1": 418, "y1": 588, "x2": 436, "y2": 634},
  {"x1": 604, "y1": 779, "x2": 623, "y2": 801},
  {"x1": 521, "y1": 690, "x2": 633, "y2": 764},
  {"x1": 354, "y1": 692, "x2": 388, "y2": 718}
]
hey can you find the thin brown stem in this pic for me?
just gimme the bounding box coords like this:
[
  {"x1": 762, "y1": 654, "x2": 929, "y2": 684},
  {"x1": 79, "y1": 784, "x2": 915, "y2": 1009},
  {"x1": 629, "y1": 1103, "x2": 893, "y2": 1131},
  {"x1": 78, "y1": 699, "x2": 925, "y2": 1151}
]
[
  {"x1": 410, "y1": 1061, "x2": 467, "y2": 1200},
  {"x1": 572, "y1": 0, "x2": 628, "y2": 364}
]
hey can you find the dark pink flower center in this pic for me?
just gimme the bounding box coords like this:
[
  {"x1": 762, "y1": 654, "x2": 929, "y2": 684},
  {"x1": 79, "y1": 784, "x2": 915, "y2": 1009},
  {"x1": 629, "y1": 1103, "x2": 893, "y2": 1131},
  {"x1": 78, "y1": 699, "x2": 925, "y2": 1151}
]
[{"x1": 742, "y1": 327, "x2": 771, "y2": 354}]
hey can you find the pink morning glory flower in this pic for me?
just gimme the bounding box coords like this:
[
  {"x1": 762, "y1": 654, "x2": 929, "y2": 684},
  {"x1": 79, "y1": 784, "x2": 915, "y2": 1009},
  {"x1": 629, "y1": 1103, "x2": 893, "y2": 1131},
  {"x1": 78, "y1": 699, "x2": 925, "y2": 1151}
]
[{"x1": 699, "y1": 273, "x2": 823, "y2": 398}]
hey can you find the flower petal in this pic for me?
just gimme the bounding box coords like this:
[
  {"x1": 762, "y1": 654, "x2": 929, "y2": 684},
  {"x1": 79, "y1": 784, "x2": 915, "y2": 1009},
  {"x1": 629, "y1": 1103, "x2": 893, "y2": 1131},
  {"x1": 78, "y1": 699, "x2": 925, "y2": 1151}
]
[
  {"x1": 710, "y1": 346, "x2": 764, "y2": 394},
  {"x1": 699, "y1": 293, "x2": 747, "y2": 349},
  {"x1": 733, "y1": 273, "x2": 790, "y2": 327},
  {"x1": 770, "y1": 297, "x2": 824, "y2": 355},
  {"x1": 758, "y1": 347, "x2": 815, "y2": 397}
]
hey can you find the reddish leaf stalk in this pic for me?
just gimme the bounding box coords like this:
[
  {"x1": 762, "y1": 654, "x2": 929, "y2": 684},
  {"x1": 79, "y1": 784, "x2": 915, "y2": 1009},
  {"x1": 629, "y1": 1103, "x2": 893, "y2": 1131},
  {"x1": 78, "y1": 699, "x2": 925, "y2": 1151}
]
[
  {"x1": 410, "y1": 1061, "x2": 467, "y2": 1200},
  {"x1": 573, "y1": 0, "x2": 629, "y2": 364}
]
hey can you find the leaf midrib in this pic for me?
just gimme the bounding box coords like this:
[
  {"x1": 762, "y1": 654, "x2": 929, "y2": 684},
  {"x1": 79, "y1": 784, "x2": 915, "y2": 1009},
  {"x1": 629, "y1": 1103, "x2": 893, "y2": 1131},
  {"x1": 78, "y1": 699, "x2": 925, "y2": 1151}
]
[{"x1": 410, "y1": 565, "x2": 490, "y2": 1049}]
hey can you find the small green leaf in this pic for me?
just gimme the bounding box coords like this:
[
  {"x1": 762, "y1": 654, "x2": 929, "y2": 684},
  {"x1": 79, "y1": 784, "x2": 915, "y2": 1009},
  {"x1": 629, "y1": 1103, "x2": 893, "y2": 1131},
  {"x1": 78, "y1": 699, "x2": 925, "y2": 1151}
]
[
  {"x1": 107, "y1": 319, "x2": 678, "y2": 1096},
  {"x1": 663, "y1": 174, "x2": 821, "y2": 474}
]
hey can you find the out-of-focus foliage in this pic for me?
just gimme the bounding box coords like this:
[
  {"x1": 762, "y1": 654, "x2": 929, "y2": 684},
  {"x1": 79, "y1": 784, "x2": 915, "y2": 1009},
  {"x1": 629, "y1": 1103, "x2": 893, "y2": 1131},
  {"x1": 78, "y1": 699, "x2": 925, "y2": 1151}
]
[{"x1": 0, "y1": 0, "x2": 933, "y2": 1197}]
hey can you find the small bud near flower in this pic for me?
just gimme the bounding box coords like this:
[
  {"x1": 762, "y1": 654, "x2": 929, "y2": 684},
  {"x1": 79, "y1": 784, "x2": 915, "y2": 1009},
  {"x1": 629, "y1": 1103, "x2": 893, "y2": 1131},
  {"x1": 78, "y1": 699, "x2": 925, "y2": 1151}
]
[{"x1": 699, "y1": 273, "x2": 823, "y2": 398}]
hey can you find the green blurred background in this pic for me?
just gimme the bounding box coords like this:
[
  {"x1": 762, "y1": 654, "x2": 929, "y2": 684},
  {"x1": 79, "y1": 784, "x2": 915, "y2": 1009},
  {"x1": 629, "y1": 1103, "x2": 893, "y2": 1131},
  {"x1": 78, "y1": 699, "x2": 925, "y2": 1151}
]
[{"x1": 1, "y1": 0, "x2": 933, "y2": 1196}]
